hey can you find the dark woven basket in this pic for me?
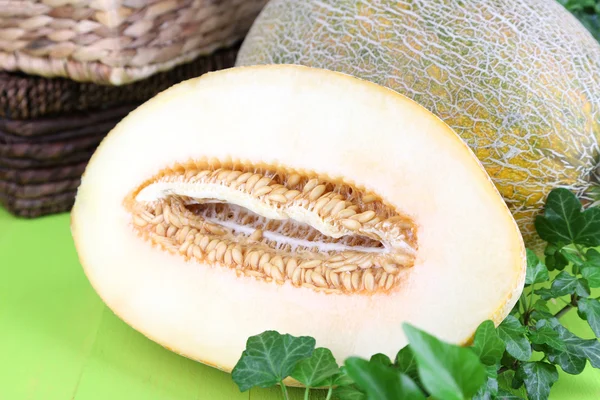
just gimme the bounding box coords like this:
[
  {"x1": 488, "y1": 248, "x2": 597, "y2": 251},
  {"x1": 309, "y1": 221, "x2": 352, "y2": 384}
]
[
  {"x1": 0, "y1": 107, "x2": 112, "y2": 213},
  {"x1": 0, "y1": 178, "x2": 80, "y2": 199},
  {"x1": 0, "y1": 163, "x2": 87, "y2": 185},
  {"x1": 0, "y1": 104, "x2": 133, "y2": 161},
  {"x1": 0, "y1": 135, "x2": 105, "y2": 160},
  {"x1": 0, "y1": 191, "x2": 75, "y2": 218},
  {"x1": 0, "y1": 44, "x2": 239, "y2": 120},
  {"x1": 0, "y1": 44, "x2": 240, "y2": 218},
  {"x1": 0, "y1": 151, "x2": 94, "y2": 169},
  {"x1": 0, "y1": 104, "x2": 134, "y2": 138}
]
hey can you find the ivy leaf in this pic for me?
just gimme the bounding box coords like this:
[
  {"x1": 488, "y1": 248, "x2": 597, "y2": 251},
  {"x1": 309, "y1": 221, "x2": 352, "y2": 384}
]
[
  {"x1": 580, "y1": 340, "x2": 600, "y2": 369},
  {"x1": 575, "y1": 12, "x2": 600, "y2": 42},
  {"x1": 577, "y1": 297, "x2": 600, "y2": 337},
  {"x1": 586, "y1": 248, "x2": 600, "y2": 266},
  {"x1": 496, "y1": 389, "x2": 526, "y2": 399},
  {"x1": 573, "y1": 207, "x2": 600, "y2": 247},
  {"x1": 534, "y1": 188, "x2": 582, "y2": 245},
  {"x1": 560, "y1": 248, "x2": 586, "y2": 268},
  {"x1": 581, "y1": 265, "x2": 600, "y2": 288},
  {"x1": 525, "y1": 249, "x2": 549, "y2": 285},
  {"x1": 544, "y1": 243, "x2": 568, "y2": 271},
  {"x1": 332, "y1": 366, "x2": 355, "y2": 386},
  {"x1": 534, "y1": 188, "x2": 600, "y2": 247},
  {"x1": 231, "y1": 331, "x2": 315, "y2": 391},
  {"x1": 516, "y1": 362, "x2": 559, "y2": 400},
  {"x1": 511, "y1": 372, "x2": 525, "y2": 390},
  {"x1": 330, "y1": 369, "x2": 365, "y2": 399},
  {"x1": 472, "y1": 365, "x2": 499, "y2": 400},
  {"x1": 528, "y1": 320, "x2": 566, "y2": 351},
  {"x1": 395, "y1": 346, "x2": 419, "y2": 383},
  {"x1": 344, "y1": 357, "x2": 425, "y2": 400},
  {"x1": 544, "y1": 271, "x2": 590, "y2": 298},
  {"x1": 402, "y1": 323, "x2": 486, "y2": 400},
  {"x1": 497, "y1": 370, "x2": 528, "y2": 398},
  {"x1": 561, "y1": 248, "x2": 585, "y2": 265},
  {"x1": 546, "y1": 320, "x2": 600, "y2": 374},
  {"x1": 500, "y1": 351, "x2": 517, "y2": 370},
  {"x1": 534, "y1": 288, "x2": 556, "y2": 301},
  {"x1": 291, "y1": 347, "x2": 339, "y2": 388},
  {"x1": 581, "y1": 249, "x2": 600, "y2": 288},
  {"x1": 547, "y1": 346, "x2": 587, "y2": 375},
  {"x1": 332, "y1": 385, "x2": 367, "y2": 400},
  {"x1": 472, "y1": 320, "x2": 506, "y2": 365},
  {"x1": 497, "y1": 316, "x2": 532, "y2": 361},
  {"x1": 577, "y1": 278, "x2": 591, "y2": 297},
  {"x1": 551, "y1": 271, "x2": 579, "y2": 296},
  {"x1": 550, "y1": 253, "x2": 569, "y2": 271},
  {"x1": 370, "y1": 353, "x2": 393, "y2": 366},
  {"x1": 572, "y1": 7, "x2": 600, "y2": 38},
  {"x1": 530, "y1": 300, "x2": 555, "y2": 321}
]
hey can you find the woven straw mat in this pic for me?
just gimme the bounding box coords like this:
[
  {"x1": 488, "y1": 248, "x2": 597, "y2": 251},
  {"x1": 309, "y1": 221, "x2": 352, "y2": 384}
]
[{"x1": 0, "y1": 0, "x2": 266, "y2": 84}]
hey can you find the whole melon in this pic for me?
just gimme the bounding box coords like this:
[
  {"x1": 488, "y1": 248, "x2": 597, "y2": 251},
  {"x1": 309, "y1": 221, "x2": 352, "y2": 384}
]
[{"x1": 236, "y1": 0, "x2": 600, "y2": 246}]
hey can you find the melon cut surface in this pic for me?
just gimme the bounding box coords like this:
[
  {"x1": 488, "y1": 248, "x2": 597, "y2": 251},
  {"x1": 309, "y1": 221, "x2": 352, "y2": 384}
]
[
  {"x1": 236, "y1": 0, "x2": 600, "y2": 248},
  {"x1": 71, "y1": 65, "x2": 526, "y2": 377}
]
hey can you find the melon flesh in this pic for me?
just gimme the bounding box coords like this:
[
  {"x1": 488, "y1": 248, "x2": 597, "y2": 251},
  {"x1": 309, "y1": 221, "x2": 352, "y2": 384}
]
[
  {"x1": 71, "y1": 65, "x2": 526, "y2": 376},
  {"x1": 236, "y1": 0, "x2": 600, "y2": 248}
]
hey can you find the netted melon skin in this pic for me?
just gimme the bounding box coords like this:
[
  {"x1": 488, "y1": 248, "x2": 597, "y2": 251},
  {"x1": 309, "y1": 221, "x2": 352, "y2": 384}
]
[{"x1": 236, "y1": 0, "x2": 600, "y2": 246}]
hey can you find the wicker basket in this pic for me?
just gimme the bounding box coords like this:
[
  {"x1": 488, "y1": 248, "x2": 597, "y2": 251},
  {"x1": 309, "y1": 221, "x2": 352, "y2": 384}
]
[
  {"x1": 0, "y1": 162, "x2": 87, "y2": 184},
  {"x1": 0, "y1": 42, "x2": 240, "y2": 218},
  {"x1": 0, "y1": 176, "x2": 80, "y2": 198},
  {"x1": 0, "y1": 189, "x2": 75, "y2": 217},
  {"x1": 0, "y1": 0, "x2": 266, "y2": 85},
  {"x1": 0, "y1": 44, "x2": 238, "y2": 119},
  {"x1": 0, "y1": 101, "x2": 131, "y2": 164},
  {"x1": 0, "y1": 150, "x2": 92, "y2": 168},
  {"x1": 0, "y1": 103, "x2": 133, "y2": 136}
]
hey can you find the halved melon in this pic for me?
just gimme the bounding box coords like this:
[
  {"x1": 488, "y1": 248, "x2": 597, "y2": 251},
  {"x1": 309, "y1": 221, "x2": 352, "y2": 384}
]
[{"x1": 71, "y1": 65, "x2": 526, "y2": 378}]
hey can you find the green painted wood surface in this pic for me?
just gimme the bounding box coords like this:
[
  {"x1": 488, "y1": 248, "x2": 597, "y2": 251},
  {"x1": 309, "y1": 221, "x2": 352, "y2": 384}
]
[{"x1": 0, "y1": 206, "x2": 598, "y2": 399}]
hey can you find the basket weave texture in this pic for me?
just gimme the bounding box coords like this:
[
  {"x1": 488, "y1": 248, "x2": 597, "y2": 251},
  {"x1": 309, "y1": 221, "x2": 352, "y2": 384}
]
[
  {"x1": 0, "y1": 43, "x2": 239, "y2": 217},
  {"x1": 0, "y1": 190, "x2": 75, "y2": 217},
  {"x1": 0, "y1": 0, "x2": 266, "y2": 84},
  {"x1": 0, "y1": 162, "x2": 87, "y2": 184},
  {"x1": 0, "y1": 44, "x2": 239, "y2": 119},
  {"x1": 0, "y1": 103, "x2": 122, "y2": 216}
]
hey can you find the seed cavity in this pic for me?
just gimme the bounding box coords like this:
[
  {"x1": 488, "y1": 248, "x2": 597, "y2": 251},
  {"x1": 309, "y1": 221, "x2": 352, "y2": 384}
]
[{"x1": 124, "y1": 160, "x2": 418, "y2": 295}]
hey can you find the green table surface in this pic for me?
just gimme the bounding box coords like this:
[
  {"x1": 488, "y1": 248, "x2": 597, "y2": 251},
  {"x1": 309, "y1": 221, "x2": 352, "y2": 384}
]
[{"x1": 1, "y1": 206, "x2": 599, "y2": 400}]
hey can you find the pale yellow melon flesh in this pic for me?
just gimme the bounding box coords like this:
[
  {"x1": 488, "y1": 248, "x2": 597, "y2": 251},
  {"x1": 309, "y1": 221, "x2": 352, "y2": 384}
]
[{"x1": 71, "y1": 65, "x2": 526, "y2": 377}]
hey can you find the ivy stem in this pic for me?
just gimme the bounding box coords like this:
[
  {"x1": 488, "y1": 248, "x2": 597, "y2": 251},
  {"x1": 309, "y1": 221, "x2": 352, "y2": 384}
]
[
  {"x1": 522, "y1": 289, "x2": 532, "y2": 326},
  {"x1": 573, "y1": 244, "x2": 588, "y2": 275},
  {"x1": 520, "y1": 291, "x2": 529, "y2": 317},
  {"x1": 304, "y1": 387, "x2": 311, "y2": 400},
  {"x1": 325, "y1": 386, "x2": 333, "y2": 400},
  {"x1": 558, "y1": 297, "x2": 570, "y2": 305},
  {"x1": 555, "y1": 304, "x2": 573, "y2": 319},
  {"x1": 554, "y1": 294, "x2": 579, "y2": 319},
  {"x1": 551, "y1": 245, "x2": 588, "y2": 320},
  {"x1": 280, "y1": 381, "x2": 290, "y2": 400},
  {"x1": 574, "y1": 244, "x2": 587, "y2": 261},
  {"x1": 528, "y1": 283, "x2": 535, "y2": 313}
]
